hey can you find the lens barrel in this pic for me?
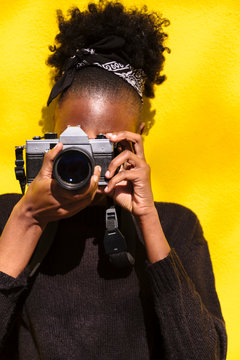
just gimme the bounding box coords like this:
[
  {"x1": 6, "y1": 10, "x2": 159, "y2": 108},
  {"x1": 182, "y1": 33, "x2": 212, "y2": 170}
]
[{"x1": 53, "y1": 147, "x2": 94, "y2": 190}]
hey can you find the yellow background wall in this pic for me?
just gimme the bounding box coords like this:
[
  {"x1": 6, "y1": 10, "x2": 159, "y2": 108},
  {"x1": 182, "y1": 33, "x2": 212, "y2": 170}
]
[{"x1": 0, "y1": 0, "x2": 239, "y2": 358}]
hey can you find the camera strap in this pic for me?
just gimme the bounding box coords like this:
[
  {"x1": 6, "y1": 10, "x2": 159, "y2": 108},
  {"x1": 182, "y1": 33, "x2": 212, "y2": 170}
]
[
  {"x1": 104, "y1": 205, "x2": 135, "y2": 268},
  {"x1": 28, "y1": 221, "x2": 59, "y2": 278},
  {"x1": 15, "y1": 146, "x2": 26, "y2": 194},
  {"x1": 28, "y1": 204, "x2": 140, "y2": 276}
]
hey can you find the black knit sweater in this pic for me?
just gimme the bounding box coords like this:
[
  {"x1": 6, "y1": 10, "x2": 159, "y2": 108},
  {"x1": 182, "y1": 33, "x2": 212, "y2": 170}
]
[{"x1": 0, "y1": 194, "x2": 227, "y2": 359}]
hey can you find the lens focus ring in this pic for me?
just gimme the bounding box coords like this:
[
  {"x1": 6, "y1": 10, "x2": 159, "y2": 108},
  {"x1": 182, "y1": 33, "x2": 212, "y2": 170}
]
[{"x1": 53, "y1": 147, "x2": 94, "y2": 190}]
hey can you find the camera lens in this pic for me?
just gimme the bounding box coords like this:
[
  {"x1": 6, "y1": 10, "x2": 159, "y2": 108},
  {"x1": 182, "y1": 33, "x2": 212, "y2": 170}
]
[{"x1": 53, "y1": 148, "x2": 94, "y2": 190}]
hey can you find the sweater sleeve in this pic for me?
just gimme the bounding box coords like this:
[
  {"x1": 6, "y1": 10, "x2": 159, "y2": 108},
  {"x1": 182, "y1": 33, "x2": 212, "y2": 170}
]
[
  {"x1": 0, "y1": 268, "x2": 30, "y2": 354},
  {"x1": 146, "y1": 204, "x2": 227, "y2": 360},
  {"x1": 0, "y1": 193, "x2": 30, "y2": 354}
]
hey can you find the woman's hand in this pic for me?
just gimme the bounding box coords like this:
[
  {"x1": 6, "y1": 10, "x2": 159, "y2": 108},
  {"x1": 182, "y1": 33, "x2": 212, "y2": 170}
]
[
  {"x1": 0, "y1": 143, "x2": 101, "y2": 278},
  {"x1": 104, "y1": 131, "x2": 171, "y2": 263},
  {"x1": 104, "y1": 131, "x2": 155, "y2": 217},
  {"x1": 20, "y1": 143, "x2": 101, "y2": 228}
]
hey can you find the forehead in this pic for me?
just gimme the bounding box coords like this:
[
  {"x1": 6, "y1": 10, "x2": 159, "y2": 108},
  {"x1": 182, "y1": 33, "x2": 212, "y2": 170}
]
[{"x1": 54, "y1": 94, "x2": 139, "y2": 136}]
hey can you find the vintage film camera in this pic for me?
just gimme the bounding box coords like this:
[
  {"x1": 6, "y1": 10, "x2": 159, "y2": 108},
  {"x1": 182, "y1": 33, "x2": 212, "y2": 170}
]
[{"x1": 15, "y1": 125, "x2": 117, "y2": 193}]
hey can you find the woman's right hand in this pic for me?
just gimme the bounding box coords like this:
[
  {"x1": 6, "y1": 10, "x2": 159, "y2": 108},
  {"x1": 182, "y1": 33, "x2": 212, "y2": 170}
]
[
  {"x1": 19, "y1": 143, "x2": 101, "y2": 229},
  {"x1": 0, "y1": 143, "x2": 101, "y2": 278}
]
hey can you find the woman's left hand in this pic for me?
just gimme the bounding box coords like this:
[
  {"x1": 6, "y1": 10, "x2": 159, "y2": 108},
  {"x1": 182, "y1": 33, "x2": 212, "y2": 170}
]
[
  {"x1": 104, "y1": 131, "x2": 171, "y2": 263},
  {"x1": 104, "y1": 131, "x2": 155, "y2": 217}
]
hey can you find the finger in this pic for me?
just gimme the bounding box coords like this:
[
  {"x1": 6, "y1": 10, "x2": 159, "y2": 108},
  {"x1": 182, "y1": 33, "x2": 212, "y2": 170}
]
[
  {"x1": 91, "y1": 165, "x2": 102, "y2": 188},
  {"x1": 105, "y1": 150, "x2": 144, "y2": 179},
  {"x1": 116, "y1": 139, "x2": 135, "y2": 154},
  {"x1": 104, "y1": 169, "x2": 140, "y2": 194},
  {"x1": 106, "y1": 131, "x2": 145, "y2": 159},
  {"x1": 40, "y1": 143, "x2": 63, "y2": 178}
]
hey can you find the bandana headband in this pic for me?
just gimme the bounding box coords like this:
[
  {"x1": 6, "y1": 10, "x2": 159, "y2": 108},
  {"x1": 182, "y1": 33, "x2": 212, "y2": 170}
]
[{"x1": 47, "y1": 35, "x2": 145, "y2": 106}]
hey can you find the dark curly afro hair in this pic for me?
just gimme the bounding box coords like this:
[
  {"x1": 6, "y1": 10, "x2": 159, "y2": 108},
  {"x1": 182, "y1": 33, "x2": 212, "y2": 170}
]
[{"x1": 47, "y1": 0, "x2": 170, "y2": 99}]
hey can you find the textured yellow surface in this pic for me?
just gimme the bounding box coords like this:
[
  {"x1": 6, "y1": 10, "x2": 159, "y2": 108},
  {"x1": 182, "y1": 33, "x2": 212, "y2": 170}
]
[{"x1": 0, "y1": 1, "x2": 239, "y2": 358}]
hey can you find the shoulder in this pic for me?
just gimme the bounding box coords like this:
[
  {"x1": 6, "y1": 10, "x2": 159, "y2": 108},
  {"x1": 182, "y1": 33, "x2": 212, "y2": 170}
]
[
  {"x1": 154, "y1": 202, "x2": 205, "y2": 249},
  {"x1": 0, "y1": 193, "x2": 22, "y2": 232}
]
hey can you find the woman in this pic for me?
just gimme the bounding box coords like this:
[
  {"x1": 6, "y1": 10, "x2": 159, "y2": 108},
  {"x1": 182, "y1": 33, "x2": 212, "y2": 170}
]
[{"x1": 0, "y1": 1, "x2": 227, "y2": 359}]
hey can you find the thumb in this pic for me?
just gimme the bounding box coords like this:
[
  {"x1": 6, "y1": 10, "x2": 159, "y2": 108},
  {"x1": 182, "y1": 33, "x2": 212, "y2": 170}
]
[{"x1": 40, "y1": 142, "x2": 63, "y2": 178}]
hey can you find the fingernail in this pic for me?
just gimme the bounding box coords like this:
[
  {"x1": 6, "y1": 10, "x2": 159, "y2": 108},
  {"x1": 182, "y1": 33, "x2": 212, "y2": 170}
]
[
  {"x1": 104, "y1": 186, "x2": 109, "y2": 192},
  {"x1": 54, "y1": 143, "x2": 62, "y2": 150},
  {"x1": 111, "y1": 134, "x2": 117, "y2": 140},
  {"x1": 97, "y1": 165, "x2": 102, "y2": 172},
  {"x1": 107, "y1": 133, "x2": 112, "y2": 137},
  {"x1": 93, "y1": 175, "x2": 98, "y2": 182},
  {"x1": 105, "y1": 170, "x2": 110, "y2": 178}
]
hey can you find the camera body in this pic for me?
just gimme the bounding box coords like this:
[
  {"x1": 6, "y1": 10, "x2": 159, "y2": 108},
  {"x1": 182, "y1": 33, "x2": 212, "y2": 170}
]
[{"x1": 24, "y1": 125, "x2": 116, "y2": 190}]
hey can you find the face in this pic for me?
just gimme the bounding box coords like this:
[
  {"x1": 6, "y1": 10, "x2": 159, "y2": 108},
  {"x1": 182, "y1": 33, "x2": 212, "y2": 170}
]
[{"x1": 54, "y1": 93, "x2": 143, "y2": 137}]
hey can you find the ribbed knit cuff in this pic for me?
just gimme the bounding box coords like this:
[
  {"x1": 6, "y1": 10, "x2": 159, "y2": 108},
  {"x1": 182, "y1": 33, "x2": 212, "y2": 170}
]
[
  {"x1": 146, "y1": 249, "x2": 191, "y2": 298},
  {"x1": 0, "y1": 266, "x2": 30, "y2": 291}
]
